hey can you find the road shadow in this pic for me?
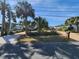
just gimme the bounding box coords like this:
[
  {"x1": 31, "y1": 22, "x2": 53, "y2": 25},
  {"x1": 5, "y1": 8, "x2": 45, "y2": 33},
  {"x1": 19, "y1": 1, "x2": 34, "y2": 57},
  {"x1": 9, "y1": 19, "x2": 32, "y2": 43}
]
[
  {"x1": 0, "y1": 32, "x2": 78, "y2": 59},
  {"x1": 31, "y1": 42, "x2": 79, "y2": 59},
  {"x1": 0, "y1": 43, "x2": 34, "y2": 59}
]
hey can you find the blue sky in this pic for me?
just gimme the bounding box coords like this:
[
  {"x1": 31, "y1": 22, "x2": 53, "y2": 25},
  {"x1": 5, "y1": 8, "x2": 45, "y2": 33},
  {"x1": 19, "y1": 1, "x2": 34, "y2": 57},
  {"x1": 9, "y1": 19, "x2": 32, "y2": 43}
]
[{"x1": 0, "y1": 0, "x2": 79, "y2": 26}]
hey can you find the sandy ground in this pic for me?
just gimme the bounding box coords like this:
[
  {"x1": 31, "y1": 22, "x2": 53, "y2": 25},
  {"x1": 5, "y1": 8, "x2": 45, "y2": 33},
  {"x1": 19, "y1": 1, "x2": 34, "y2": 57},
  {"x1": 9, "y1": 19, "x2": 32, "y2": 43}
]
[
  {"x1": 57, "y1": 31, "x2": 79, "y2": 41},
  {"x1": 16, "y1": 31, "x2": 79, "y2": 41},
  {"x1": 0, "y1": 31, "x2": 79, "y2": 45},
  {"x1": 15, "y1": 32, "x2": 25, "y2": 35}
]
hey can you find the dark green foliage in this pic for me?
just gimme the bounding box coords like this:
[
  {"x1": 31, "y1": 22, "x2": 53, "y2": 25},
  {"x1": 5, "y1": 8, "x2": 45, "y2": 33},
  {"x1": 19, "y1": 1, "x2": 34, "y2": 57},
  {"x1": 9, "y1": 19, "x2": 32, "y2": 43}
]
[
  {"x1": 34, "y1": 17, "x2": 48, "y2": 32},
  {"x1": 65, "y1": 16, "x2": 79, "y2": 32},
  {"x1": 15, "y1": 1, "x2": 35, "y2": 35},
  {"x1": 65, "y1": 16, "x2": 79, "y2": 25},
  {"x1": 27, "y1": 32, "x2": 59, "y2": 36},
  {"x1": 16, "y1": 1, "x2": 35, "y2": 19}
]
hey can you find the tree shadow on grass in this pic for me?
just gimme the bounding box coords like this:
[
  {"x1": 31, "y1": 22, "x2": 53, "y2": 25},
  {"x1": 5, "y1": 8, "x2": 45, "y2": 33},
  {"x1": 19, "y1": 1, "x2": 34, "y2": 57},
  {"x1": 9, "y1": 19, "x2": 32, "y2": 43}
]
[
  {"x1": 27, "y1": 31, "x2": 59, "y2": 37},
  {"x1": 0, "y1": 43, "x2": 34, "y2": 59},
  {"x1": 31, "y1": 35, "x2": 77, "y2": 43}
]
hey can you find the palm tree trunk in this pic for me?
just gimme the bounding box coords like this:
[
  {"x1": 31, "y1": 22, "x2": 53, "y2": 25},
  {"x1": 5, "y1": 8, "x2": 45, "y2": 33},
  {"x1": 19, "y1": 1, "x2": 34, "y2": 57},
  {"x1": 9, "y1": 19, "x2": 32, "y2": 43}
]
[
  {"x1": 8, "y1": 10, "x2": 11, "y2": 35},
  {"x1": 24, "y1": 17, "x2": 28, "y2": 35},
  {"x1": 1, "y1": 0, "x2": 6, "y2": 36},
  {"x1": 1, "y1": 10, "x2": 5, "y2": 36}
]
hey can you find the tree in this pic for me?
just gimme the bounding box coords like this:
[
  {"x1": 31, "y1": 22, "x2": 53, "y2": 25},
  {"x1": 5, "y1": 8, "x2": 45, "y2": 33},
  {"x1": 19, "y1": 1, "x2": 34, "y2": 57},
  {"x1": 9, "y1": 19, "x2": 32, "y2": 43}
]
[
  {"x1": 42, "y1": 18, "x2": 48, "y2": 29},
  {"x1": 65, "y1": 16, "x2": 79, "y2": 32},
  {"x1": 34, "y1": 17, "x2": 48, "y2": 32},
  {"x1": 0, "y1": 1, "x2": 6, "y2": 36},
  {"x1": 0, "y1": 1, "x2": 17, "y2": 35},
  {"x1": 0, "y1": 1, "x2": 12, "y2": 35},
  {"x1": 65, "y1": 17, "x2": 75, "y2": 25},
  {"x1": 5, "y1": 4, "x2": 12, "y2": 34},
  {"x1": 2, "y1": 3, "x2": 16, "y2": 35},
  {"x1": 16, "y1": 1, "x2": 35, "y2": 35}
]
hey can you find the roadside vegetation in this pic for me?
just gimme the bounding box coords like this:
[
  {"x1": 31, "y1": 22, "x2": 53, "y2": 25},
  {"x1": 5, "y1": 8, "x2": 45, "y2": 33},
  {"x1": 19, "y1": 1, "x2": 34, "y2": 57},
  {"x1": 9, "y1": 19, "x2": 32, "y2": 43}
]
[
  {"x1": 56, "y1": 16, "x2": 79, "y2": 33},
  {"x1": 0, "y1": 0, "x2": 78, "y2": 43}
]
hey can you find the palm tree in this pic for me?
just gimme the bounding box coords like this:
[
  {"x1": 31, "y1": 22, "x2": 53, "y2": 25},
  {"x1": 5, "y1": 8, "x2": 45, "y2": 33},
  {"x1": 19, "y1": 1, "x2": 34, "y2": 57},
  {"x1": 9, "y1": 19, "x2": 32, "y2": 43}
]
[
  {"x1": 15, "y1": 1, "x2": 35, "y2": 35},
  {"x1": 34, "y1": 17, "x2": 43, "y2": 32},
  {"x1": 5, "y1": 4, "x2": 11, "y2": 34},
  {"x1": 42, "y1": 18, "x2": 48, "y2": 29},
  {"x1": 0, "y1": 0, "x2": 9, "y2": 35},
  {"x1": 34, "y1": 17, "x2": 48, "y2": 32},
  {"x1": 8, "y1": 11, "x2": 16, "y2": 34},
  {"x1": 0, "y1": 0, "x2": 6, "y2": 36},
  {"x1": 0, "y1": 1, "x2": 16, "y2": 35},
  {"x1": 2, "y1": 4, "x2": 15, "y2": 35}
]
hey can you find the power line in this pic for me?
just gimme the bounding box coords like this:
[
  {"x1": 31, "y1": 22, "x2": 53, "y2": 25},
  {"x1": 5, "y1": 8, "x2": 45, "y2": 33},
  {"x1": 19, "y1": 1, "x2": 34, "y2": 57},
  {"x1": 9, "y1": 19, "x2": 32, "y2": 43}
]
[
  {"x1": 36, "y1": 14, "x2": 77, "y2": 17},
  {"x1": 6, "y1": 0, "x2": 79, "y2": 4},
  {"x1": 33, "y1": 7, "x2": 79, "y2": 9},
  {"x1": 35, "y1": 10, "x2": 79, "y2": 12},
  {"x1": 27, "y1": 1, "x2": 79, "y2": 3}
]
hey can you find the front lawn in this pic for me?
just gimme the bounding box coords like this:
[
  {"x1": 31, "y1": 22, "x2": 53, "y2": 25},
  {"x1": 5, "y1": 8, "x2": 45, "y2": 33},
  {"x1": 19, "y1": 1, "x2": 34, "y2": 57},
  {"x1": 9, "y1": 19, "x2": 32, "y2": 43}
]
[{"x1": 16, "y1": 31, "x2": 76, "y2": 43}]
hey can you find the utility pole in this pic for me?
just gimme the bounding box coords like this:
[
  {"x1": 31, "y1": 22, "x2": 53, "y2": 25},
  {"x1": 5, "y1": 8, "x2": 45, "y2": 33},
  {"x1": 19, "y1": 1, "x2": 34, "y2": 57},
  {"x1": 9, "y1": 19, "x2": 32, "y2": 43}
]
[{"x1": 1, "y1": 0, "x2": 6, "y2": 36}]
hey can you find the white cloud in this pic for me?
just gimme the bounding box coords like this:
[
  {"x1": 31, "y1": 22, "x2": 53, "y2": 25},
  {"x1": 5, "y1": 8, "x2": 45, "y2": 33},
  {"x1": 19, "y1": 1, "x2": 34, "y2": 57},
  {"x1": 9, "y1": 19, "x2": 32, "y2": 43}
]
[{"x1": 27, "y1": 0, "x2": 42, "y2": 5}]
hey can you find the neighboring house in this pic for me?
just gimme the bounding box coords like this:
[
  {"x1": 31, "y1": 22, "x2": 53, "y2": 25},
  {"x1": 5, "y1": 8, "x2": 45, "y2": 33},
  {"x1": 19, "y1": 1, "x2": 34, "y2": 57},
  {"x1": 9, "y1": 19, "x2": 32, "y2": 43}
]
[
  {"x1": 67, "y1": 24, "x2": 79, "y2": 32},
  {"x1": 49, "y1": 26, "x2": 56, "y2": 32},
  {"x1": 14, "y1": 25, "x2": 23, "y2": 30},
  {"x1": 72, "y1": 24, "x2": 79, "y2": 32},
  {"x1": 10, "y1": 23, "x2": 23, "y2": 31},
  {"x1": 72, "y1": 24, "x2": 78, "y2": 32}
]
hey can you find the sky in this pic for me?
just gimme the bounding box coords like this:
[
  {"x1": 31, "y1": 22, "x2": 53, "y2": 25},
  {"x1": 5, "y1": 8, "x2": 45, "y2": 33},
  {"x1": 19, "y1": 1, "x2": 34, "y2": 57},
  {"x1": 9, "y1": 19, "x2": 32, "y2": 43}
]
[{"x1": 1, "y1": 0, "x2": 79, "y2": 26}]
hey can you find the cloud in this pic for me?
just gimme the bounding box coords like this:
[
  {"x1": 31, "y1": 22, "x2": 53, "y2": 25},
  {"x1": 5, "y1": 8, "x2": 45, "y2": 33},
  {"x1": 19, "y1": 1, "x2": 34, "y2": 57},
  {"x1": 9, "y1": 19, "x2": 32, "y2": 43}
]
[
  {"x1": 27, "y1": 0, "x2": 42, "y2": 5},
  {"x1": 7, "y1": 0, "x2": 79, "y2": 26}
]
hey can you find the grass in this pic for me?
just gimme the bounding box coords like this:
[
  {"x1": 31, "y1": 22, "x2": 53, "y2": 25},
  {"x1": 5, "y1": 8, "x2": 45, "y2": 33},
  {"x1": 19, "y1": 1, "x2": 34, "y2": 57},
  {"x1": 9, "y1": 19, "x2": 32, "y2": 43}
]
[
  {"x1": 19, "y1": 37, "x2": 36, "y2": 42},
  {"x1": 16, "y1": 31, "x2": 76, "y2": 43},
  {"x1": 27, "y1": 31, "x2": 59, "y2": 36},
  {"x1": 32, "y1": 35, "x2": 69, "y2": 42}
]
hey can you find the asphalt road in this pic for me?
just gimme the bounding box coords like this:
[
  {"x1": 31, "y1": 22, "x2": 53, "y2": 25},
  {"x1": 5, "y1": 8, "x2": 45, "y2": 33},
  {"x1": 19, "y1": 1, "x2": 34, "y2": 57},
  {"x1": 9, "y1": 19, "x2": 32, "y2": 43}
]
[
  {"x1": 0, "y1": 31, "x2": 79, "y2": 59},
  {"x1": 0, "y1": 42, "x2": 79, "y2": 59}
]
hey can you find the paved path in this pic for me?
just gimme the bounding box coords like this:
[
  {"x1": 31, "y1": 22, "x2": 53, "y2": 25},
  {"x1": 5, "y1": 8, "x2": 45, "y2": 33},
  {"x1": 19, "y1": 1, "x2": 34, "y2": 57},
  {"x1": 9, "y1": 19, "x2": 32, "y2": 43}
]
[
  {"x1": 57, "y1": 31, "x2": 79, "y2": 41},
  {"x1": 0, "y1": 32, "x2": 26, "y2": 45},
  {"x1": 0, "y1": 34, "x2": 21, "y2": 45}
]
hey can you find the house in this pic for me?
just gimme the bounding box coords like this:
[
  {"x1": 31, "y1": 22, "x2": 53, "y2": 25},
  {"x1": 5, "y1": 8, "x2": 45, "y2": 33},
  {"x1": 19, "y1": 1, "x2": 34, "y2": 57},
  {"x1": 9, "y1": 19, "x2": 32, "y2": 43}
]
[{"x1": 72, "y1": 24, "x2": 79, "y2": 32}]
